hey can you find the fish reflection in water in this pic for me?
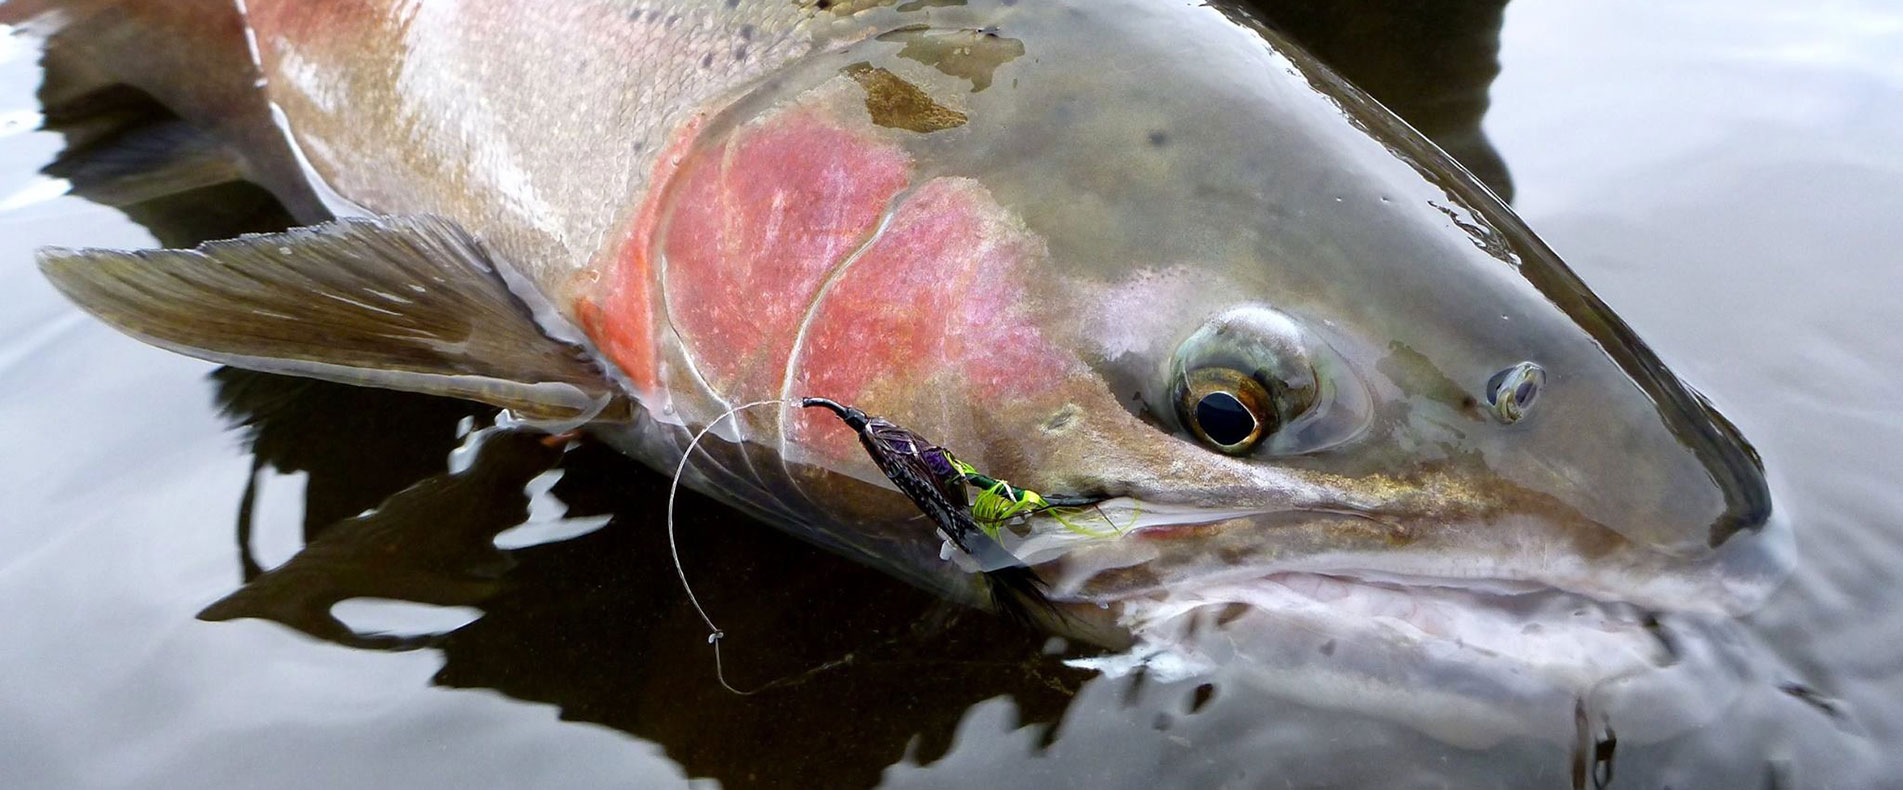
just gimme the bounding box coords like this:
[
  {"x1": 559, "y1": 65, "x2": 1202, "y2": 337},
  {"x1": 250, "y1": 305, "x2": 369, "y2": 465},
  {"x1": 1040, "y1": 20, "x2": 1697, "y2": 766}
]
[{"x1": 198, "y1": 371, "x2": 1084, "y2": 788}]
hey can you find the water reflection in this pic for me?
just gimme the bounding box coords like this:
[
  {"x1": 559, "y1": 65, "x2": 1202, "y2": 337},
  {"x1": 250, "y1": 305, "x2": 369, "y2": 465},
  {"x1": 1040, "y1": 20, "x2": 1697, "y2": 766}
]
[
  {"x1": 1245, "y1": 0, "x2": 1515, "y2": 200},
  {"x1": 200, "y1": 373, "x2": 1085, "y2": 787}
]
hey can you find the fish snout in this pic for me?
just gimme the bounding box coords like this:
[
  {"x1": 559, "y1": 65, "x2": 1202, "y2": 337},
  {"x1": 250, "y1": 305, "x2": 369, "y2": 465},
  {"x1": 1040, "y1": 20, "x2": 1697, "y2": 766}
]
[
  {"x1": 1686, "y1": 388, "x2": 1772, "y2": 545},
  {"x1": 1495, "y1": 357, "x2": 1773, "y2": 560}
]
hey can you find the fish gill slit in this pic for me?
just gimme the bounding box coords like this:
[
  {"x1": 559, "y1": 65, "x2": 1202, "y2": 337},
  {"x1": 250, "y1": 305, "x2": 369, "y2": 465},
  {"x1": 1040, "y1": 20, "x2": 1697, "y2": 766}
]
[
  {"x1": 773, "y1": 180, "x2": 921, "y2": 490},
  {"x1": 652, "y1": 130, "x2": 808, "y2": 508},
  {"x1": 654, "y1": 131, "x2": 740, "y2": 416},
  {"x1": 702, "y1": 132, "x2": 794, "y2": 498}
]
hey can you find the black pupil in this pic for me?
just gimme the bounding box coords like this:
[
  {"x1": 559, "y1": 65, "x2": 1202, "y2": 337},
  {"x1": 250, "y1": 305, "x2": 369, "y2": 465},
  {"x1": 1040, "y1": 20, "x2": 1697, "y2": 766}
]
[
  {"x1": 1195, "y1": 392, "x2": 1258, "y2": 447},
  {"x1": 1514, "y1": 379, "x2": 1537, "y2": 405}
]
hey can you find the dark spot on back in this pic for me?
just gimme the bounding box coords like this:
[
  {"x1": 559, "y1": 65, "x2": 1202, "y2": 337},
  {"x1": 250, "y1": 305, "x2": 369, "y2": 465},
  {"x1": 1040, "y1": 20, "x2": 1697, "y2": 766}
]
[
  {"x1": 1318, "y1": 638, "x2": 1336, "y2": 656},
  {"x1": 738, "y1": 24, "x2": 754, "y2": 40},
  {"x1": 700, "y1": 52, "x2": 714, "y2": 69},
  {"x1": 1147, "y1": 130, "x2": 1169, "y2": 147},
  {"x1": 733, "y1": 45, "x2": 749, "y2": 61}
]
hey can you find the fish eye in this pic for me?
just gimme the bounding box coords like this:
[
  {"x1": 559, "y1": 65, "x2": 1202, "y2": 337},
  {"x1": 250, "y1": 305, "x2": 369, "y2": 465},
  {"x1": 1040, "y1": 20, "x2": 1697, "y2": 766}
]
[
  {"x1": 1167, "y1": 305, "x2": 1372, "y2": 456},
  {"x1": 1177, "y1": 367, "x2": 1277, "y2": 453}
]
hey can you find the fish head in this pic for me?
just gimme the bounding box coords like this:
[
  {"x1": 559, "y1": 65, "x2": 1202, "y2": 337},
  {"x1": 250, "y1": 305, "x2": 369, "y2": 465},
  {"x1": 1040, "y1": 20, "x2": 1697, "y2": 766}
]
[{"x1": 634, "y1": 0, "x2": 1787, "y2": 692}]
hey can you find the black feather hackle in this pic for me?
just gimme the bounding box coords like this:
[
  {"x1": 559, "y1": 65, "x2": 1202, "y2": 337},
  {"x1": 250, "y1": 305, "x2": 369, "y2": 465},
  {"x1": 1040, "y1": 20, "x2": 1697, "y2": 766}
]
[{"x1": 800, "y1": 397, "x2": 1062, "y2": 626}]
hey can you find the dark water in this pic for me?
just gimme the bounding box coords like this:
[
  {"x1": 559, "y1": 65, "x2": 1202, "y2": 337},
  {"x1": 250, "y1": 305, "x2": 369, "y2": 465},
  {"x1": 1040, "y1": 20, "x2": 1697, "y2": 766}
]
[{"x1": 3, "y1": 2, "x2": 1900, "y2": 788}]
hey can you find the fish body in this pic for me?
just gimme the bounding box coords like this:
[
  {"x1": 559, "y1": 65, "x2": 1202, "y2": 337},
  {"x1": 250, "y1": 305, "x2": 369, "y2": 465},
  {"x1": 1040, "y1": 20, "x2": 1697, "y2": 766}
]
[{"x1": 6, "y1": 0, "x2": 1789, "y2": 748}]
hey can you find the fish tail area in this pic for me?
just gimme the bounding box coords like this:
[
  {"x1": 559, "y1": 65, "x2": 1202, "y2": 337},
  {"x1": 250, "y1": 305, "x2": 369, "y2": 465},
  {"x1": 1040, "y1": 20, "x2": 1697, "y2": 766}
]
[
  {"x1": 983, "y1": 565, "x2": 1064, "y2": 630},
  {"x1": 1, "y1": 0, "x2": 326, "y2": 226}
]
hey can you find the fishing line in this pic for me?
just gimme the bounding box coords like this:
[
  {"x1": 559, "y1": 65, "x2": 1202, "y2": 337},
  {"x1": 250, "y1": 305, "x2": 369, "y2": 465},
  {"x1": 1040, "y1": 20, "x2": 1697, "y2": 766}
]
[{"x1": 666, "y1": 397, "x2": 823, "y2": 696}]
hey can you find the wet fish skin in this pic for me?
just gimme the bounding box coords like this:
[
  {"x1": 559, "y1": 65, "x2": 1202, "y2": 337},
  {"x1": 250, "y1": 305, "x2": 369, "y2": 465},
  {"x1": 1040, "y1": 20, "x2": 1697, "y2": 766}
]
[{"x1": 11, "y1": 0, "x2": 1787, "y2": 748}]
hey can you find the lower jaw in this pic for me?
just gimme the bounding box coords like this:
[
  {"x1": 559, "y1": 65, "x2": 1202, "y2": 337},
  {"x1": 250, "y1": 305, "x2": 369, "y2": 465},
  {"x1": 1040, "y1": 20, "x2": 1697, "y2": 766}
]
[
  {"x1": 1095, "y1": 569, "x2": 1672, "y2": 682},
  {"x1": 1068, "y1": 572, "x2": 1679, "y2": 749}
]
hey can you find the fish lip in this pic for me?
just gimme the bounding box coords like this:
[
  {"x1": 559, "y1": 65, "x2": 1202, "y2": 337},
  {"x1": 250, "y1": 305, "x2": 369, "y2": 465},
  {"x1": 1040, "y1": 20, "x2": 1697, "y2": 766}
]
[
  {"x1": 1200, "y1": 569, "x2": 1658, "y2": 638},
  {"x1": 1099, "y1": 566, "x2": 1679, "y2": 704},
  {"x1": 1009, "y1": 491, "x2": 1788, "y2": 626},
  {"x1": 1073, "y1": 538, "x2": 1672, "y2": 664},
  {"x1": 1015, "y1": 500, "x2": 1751, "y2": 618},
  {"x1": 1117, "y1": 504, "x2": 1404, "y2": 541},
  {"x1": 1091, "y1": 561, "x2": 1640, "y2": 618}
]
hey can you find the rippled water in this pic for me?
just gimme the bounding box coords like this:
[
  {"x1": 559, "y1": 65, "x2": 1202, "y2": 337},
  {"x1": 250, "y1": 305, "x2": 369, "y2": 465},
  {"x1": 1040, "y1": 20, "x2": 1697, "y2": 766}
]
[{"x1": 2, "y1": 1, "x2": 1900, "y2": 788}]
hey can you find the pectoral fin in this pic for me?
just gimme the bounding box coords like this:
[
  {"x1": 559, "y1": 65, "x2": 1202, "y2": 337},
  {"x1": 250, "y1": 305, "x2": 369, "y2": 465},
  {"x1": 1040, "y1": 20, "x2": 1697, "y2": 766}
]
[{"x1": 39, "y1": 215, "x2": 625, "y2": 421}]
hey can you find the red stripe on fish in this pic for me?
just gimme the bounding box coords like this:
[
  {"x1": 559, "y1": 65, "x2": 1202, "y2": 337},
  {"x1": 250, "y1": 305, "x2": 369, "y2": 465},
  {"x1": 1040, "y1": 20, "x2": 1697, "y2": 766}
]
[
  {"x1": 659, "y1": 105, "x2": 911, "y2": 401},
  {"x1": 787, "y1": 177, "x2": 1068, "y2": 461},
  {"x1": 579, "y1": 114, "x2": 711, "y2": 395},
  {"x1": 246, "y1": 0, "x2": 384, "y2": 45}
]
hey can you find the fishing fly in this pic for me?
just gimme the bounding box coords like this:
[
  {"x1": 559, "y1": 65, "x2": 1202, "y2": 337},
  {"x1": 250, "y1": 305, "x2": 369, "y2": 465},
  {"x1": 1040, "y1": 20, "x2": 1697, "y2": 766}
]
[
  {"x1": 953, "y1": 458, "x2": 1130, "y2": 540},
  {"x1": 799, "y1": 397, "x2": 1120, "y2": 625}
]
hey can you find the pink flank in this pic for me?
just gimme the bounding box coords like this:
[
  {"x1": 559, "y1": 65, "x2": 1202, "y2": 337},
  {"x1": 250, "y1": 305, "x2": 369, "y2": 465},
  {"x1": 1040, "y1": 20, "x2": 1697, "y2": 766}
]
[
  {"x1": 660, "y1": 107, "x2": 912, "y2": 401},
  {"x1": 787, "y1": 177, "x2": 1068, "y2": 460}
]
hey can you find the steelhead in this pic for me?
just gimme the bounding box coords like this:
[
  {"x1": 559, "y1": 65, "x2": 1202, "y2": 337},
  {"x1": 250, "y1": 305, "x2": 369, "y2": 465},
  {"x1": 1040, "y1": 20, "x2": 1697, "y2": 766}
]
[{"x1": 3, "y1": 0, "x2": 1787, "y2": 747}]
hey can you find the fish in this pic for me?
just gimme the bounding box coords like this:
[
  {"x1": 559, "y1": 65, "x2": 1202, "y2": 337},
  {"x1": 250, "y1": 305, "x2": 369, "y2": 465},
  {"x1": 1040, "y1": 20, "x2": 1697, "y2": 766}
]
[{"x1": 2, "y1": 0, "x2": 1788, "y2": 750}]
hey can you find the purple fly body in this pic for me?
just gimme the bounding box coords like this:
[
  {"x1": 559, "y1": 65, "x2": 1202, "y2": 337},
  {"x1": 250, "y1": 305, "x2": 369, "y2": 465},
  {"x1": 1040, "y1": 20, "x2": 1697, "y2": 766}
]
[{"x1": 800, "y1": 398, "x2": 1058, "y2": 625}]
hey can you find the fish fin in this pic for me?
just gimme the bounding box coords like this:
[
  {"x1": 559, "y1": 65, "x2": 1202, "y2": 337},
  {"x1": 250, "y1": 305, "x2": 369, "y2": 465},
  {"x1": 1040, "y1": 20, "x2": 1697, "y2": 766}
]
[
  {"x1": 984, "y1": 565, "x2": 1064, "y2": 629},
  {"x1": 39, "y1": 215, "x2": 628, "y2": 422}
]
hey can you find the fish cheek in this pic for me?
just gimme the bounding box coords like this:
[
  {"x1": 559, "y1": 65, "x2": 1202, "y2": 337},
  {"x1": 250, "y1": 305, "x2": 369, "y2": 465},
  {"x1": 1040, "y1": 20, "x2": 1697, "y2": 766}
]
[
  {"x1": 784, "y1": 176, "x2": 1093, "y2": 475},
  {"x1": 582, "y1": 80, "x2": 917, "y2": 403},
  {"x1": 660, "y1": 102, "x2": 913, "y2": 402},
  {"x1": 593, "y1": 74, "x2": 1096, "y2": 488}
]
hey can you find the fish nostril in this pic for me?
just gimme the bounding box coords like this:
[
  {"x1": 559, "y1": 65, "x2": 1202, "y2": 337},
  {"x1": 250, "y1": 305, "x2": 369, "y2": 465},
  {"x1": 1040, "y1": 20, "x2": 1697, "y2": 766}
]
[{"x1": 1486, "y1": 361, "x2": 1545, "y2": 424}]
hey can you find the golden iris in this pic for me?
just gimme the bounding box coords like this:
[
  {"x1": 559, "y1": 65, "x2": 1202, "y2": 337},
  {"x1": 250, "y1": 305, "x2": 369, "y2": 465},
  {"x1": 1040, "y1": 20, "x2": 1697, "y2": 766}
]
[{"x1": 1176, "y1": 367, "x2": 1277, "y2": 454}]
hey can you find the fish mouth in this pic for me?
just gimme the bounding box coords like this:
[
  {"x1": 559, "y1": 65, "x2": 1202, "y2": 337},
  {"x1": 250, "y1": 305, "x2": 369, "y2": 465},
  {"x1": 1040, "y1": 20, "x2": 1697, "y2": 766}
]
[
  {"x1": 1050, "y1": 539, "x2": 1678, "y2": 697},
  {"x1": 1067, "y1": 563, "x2": 1686, "y2": 751},
  {"x1": 991, "y1": 499, "x2": 1755, "y2": 665},
  {"x1": 1184, "y1": 569, "x2": 1668, "y2": 669}
]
